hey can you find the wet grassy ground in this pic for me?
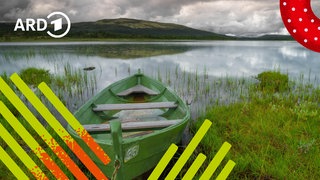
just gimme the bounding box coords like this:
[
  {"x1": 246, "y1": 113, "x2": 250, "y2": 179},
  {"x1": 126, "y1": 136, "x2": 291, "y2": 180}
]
[{"x1": 182, "y1": 72, "x2": 320, "y2": 179}]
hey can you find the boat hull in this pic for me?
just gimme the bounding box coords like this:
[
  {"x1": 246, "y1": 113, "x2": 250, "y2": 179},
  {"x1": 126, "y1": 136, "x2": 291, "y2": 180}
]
[
  {"x1": 70, "y1": 121, "x2": 187, "y2": 179},
  {"x1": 67, "y1": 72, "x2": 190, "y2": 179}
]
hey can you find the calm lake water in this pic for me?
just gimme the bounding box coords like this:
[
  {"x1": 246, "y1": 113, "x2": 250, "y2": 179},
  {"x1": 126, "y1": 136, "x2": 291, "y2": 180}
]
[
  {"x1": 1, "y1": 41, "x2": 320, "y2": 83},
  {"x1": 1, "y1": 41, "x2": 320, "y2": 117}
]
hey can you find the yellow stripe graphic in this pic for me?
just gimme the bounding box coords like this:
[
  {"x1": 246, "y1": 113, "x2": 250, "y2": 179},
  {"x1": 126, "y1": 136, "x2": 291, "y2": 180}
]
[
  {"x1": 10, "y1": 73, "x2": 100, "y2": 179},
  {"x1": 200, "y1": 142, "x2": 231, "y2": 180},
  {"x1": 0, "y1": 101, "x2": 67, "y2": 179},
  {"x1": 0, "y1": 78, "x2": 58, "y2": 146},
  {"x1": 0, "y1": 74, "x2": 110, "y2": 179},
  {"x1": 165, "y1": 119, "x2": 212, "y2": 179},
  {"x1": 149, "y1": 119, "x2": 236, "y2": 179},
  {"x1": 0, "y1": 146, "x2": 29, "y2": 179},
  {"x1": 0, "y1": 77, "x2": 74, "y2": 179},
  {"x1": 38, "y1": 82, "x2": 110, "y2": 164},
  {"x1": 216, "y1": 160, "x2": 236, "y2": 180},
  {"x1": 148, "y1": 144, "x2": 178, "y2": 180},
  {"x1": 0, "y1": 123, "x2": 47, "y2": 179},
  {"x1": 182, "y1": 153, "x2": 206, "y2": 180}
]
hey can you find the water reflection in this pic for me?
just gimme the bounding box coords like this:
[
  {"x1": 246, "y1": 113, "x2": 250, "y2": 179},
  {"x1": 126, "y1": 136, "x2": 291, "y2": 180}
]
[
  {"x1": 74, "y1": 44, "x2": 195, "y2": 59},
  {"x1": 1, "y1": 41, "x2": 320, "y2": 117},
  {"x1": 1, "y1": 41, "x2": 319, "y2": 81},
  {"x1": 1, "y1": 41, "x2": 320, "y2": 88}
]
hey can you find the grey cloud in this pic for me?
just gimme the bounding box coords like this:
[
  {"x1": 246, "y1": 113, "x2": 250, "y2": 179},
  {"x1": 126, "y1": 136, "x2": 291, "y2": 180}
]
[
  {"x1": 115, "y1": 0, "x2": 203, "y2": 17},
  {"x1": 0, "y1": 0, "x2": 30, "y2": 21},
  {"x1": 2, "y1": 0, "x2": 320, "y2": 36},
  {"x1": 160, "y1": 1, "x2": 284, "y2": 36}
]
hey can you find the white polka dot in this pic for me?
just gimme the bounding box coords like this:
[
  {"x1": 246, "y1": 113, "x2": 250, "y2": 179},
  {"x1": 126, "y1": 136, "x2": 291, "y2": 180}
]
[
  {"x1": 293, "y1": 29, "x2": 297, "y2": 33},
  {"x1": 304, "y1": 39, "x2": 308, "y2": 43},
  {"x1": 288, "y1": 19, "x2": 291, "y2": 23},
  {"x1": 315, "y1": 37, "x2": 318, "y2": 41},
  {"x1": 292, "y1": 7, "x2": 296, "y2": 11},
  {"x1": 299, "y1": 18, "x2": 303, "y2": 22},
  {"x1": 304, "y1": 28, "x2": 308, "y2": 32},
  {"x1": 311, "y1": 19, "x2": 315, "y2": 23},
  {"x1": 304, "y1": 8, "x2": 308, "y2": 12},
  {"x1": 283, "y1": 2, "x2": 287, "y2": 6},
  {"x1": 318, "y1": 27, "x2": 320, "y2": 30}
]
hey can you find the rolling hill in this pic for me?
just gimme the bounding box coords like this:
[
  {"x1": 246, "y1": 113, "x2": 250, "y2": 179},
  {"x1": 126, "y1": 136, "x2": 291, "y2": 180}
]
[
  {"x1": 67, "y1": 18, "x2": 232, "y2": 40},
  {"x1": 0, "y1": 18, "x2": 232, "y2": 41},
  {"x1": 0, "y1": 18, "x2": 291, "y2": 41}
]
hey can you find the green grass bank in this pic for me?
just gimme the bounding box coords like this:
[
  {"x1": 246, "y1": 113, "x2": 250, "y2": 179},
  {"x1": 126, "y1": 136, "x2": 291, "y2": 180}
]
[{"x1": 187, "y1": 71, "x2": 320, "y2": 179}]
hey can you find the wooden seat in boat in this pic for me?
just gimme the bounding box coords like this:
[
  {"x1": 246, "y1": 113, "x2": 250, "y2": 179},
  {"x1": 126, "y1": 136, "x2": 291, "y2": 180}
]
[
  {"x1": 83, "y1": 119, "x2": 182, "y2": 132},
  {"x1": 92, "y1": 102, "x2": 177, "y2": 111}
]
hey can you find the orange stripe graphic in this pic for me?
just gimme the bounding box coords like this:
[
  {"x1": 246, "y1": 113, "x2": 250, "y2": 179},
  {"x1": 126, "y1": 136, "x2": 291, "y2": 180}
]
[
  {"x1": 41, "y1": 139, "x2": 88, "y2": 179},
  {"x1": 30, "y1": 165, "x2": 49, "y2": 180},
  {"x1": 48, "y1": 135, "x2": 109, "y2": 180},
  {"x1": 0, "y1": 100, "x2": 86, "y2": 179},
  {"x1": 9, "y1": 74, "x2": 110, "y2": 179},
  {"x1": 38, "y1": 82, "x2": 110, "y2": 165}
]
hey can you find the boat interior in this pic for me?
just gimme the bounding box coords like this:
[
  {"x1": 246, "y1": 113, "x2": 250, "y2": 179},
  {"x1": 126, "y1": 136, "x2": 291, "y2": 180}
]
[{"x1": 83, "y1": 83, "x2": 184, "y2": 138}]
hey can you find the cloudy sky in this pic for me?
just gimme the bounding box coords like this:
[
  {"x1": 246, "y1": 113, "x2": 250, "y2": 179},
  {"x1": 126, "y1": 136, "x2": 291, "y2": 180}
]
[{"x1": 1, "y1": 0, "x2": 320, "y2": 36}]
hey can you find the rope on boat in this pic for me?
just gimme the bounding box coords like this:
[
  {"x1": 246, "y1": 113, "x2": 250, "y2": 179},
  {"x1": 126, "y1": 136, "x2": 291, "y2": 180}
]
[{"x1": 112, "y1": 159, "x2": 121, "y2": 180}]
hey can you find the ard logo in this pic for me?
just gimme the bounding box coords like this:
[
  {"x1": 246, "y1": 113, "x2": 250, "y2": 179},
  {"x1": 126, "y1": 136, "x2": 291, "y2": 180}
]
[{"x1": 14, "y1": 11, "x2": 71, "y2": 38}]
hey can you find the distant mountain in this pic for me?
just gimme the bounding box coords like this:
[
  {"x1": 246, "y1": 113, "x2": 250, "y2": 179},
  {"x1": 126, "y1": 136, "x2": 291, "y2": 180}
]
[
  {"x1": 0, "y1": 18, "x2": 292, "y2": 41},
  {"x1": 0, "y1": 18, "x2": 233, "y2": 41},
  {"x1": 67, "y1": 18, "x2": 234, "y2": 40},
  {"x1": 239, "y1": 34, "x2": 293, "y2": 41}
]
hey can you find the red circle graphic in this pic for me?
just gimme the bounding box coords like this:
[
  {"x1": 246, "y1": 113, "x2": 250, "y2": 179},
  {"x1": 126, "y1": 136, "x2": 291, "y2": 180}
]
[{"x1": 280, "y1": 0, "x2": 320, "y2": 52}]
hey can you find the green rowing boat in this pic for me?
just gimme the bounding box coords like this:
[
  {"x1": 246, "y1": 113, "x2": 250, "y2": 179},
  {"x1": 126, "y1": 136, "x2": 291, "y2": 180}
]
[{"x1": 67, "y1": 71, "x2": 190, "y2": 179}]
